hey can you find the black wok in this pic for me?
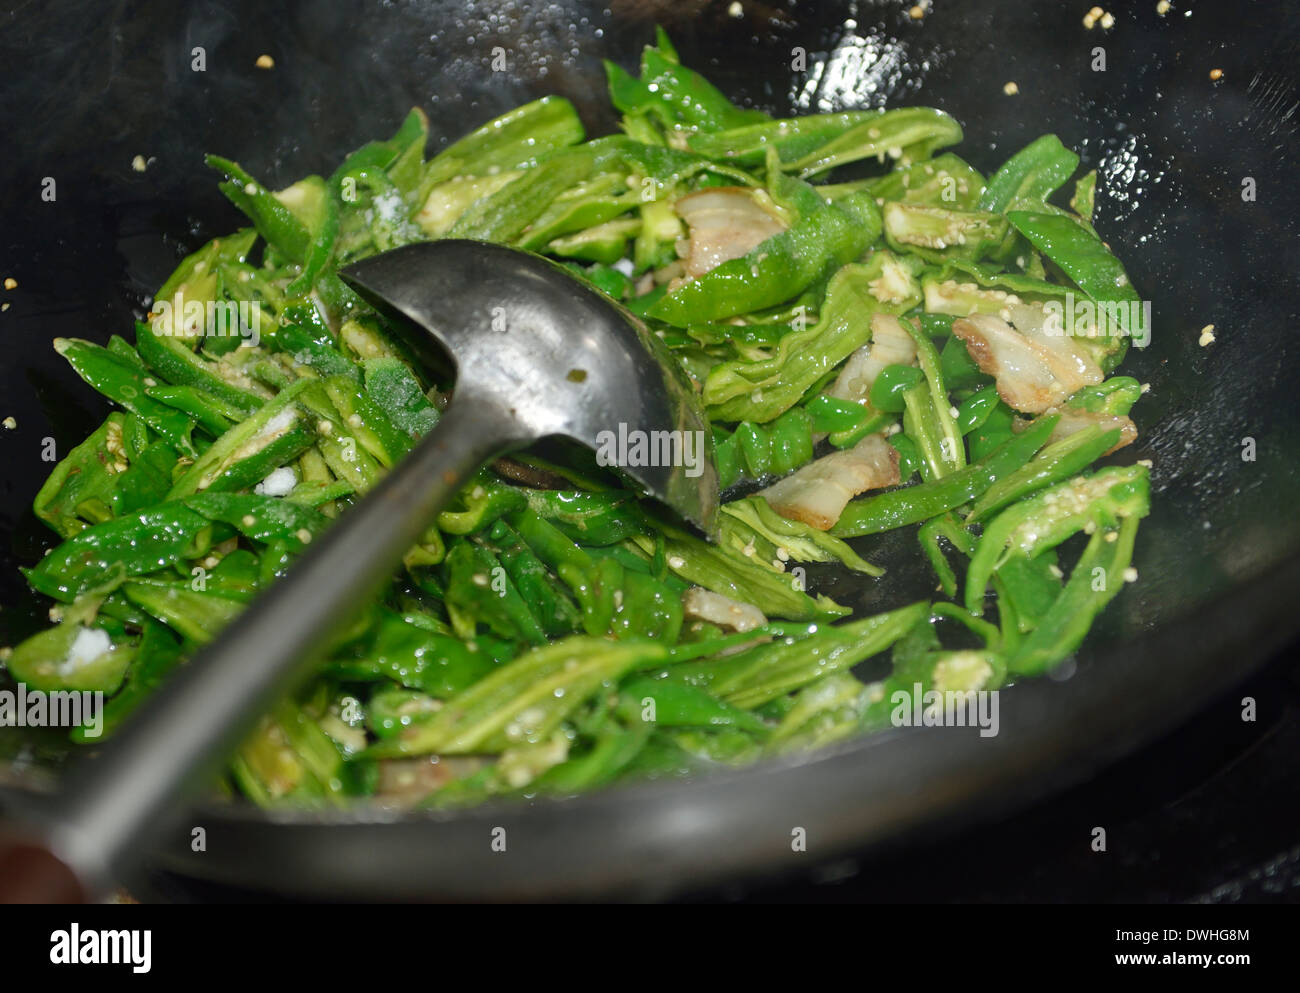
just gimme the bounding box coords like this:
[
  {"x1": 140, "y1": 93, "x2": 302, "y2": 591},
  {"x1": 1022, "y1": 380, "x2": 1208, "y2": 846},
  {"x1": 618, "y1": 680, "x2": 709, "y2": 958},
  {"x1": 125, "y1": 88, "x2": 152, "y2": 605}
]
[{"x1": 0, "y1": 0, "x2": 1297, "y2": 900}]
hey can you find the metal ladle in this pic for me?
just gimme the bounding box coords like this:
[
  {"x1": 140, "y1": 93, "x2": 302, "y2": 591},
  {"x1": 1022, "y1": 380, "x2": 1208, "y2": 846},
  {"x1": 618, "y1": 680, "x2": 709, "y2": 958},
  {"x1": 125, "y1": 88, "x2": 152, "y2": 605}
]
[{"x1": 0, "y1": 240, "x2": 718, "y2": 901}]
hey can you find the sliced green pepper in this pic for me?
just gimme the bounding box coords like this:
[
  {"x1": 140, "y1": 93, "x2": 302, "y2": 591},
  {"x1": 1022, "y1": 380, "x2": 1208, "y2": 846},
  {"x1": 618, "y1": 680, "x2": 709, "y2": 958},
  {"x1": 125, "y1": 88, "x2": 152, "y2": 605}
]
[
  {"x1": 368, "y1": 636, "x2": 665, "y2": 757},
  {"x1": 53, "y1": 338, "x2": 197, "y2": 456},
  {"x1": 1008, "y1": 516, "x2": 1140, "y2": 675},
  {"x1": 979, "y1": 134, "x2": 1080, "y2": 214},
  {"x1": 964, "y1": 464, "x2": 1150, "y2": 615},
  {"x1": 650, "y1": 181, "x2": 881, "y2": 328},
  {"x1": 831, "y1": 414, "x2": 1057, "y2": 537}
]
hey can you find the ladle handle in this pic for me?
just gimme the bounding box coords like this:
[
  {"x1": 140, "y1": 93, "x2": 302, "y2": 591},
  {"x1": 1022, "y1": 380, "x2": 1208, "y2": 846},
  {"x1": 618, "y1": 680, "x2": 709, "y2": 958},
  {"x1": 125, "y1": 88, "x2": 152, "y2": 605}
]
[{"x1": 3, "y1": 399, "x2": 518, "y2": 902}]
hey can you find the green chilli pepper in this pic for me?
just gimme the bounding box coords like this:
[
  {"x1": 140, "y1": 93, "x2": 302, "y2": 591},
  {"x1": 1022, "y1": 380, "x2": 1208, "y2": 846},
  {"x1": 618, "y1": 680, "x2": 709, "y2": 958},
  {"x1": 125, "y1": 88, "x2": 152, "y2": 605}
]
[
  {"x1": 628, "y1": 523, "x2": 848, "y2": 623},
  {"x1": 870, "y1": 364, "x2": 926, "y2": 413},
  {"x1": 33, "y1": 414, "x2": 137, "y2": 538},
  {"x1": 888, "y1": 433, "x2": 921, "y2": 482},
  {"x1": 133, "y1": 321, "x2": 266, "y2": 415},
  {"x1": 166, "y1": 380, "x2": 311, "y2": 498},
  {"x1": 367, "y1": 636, "x2": 666, "y2": 757},
  {"x1": 720, "y1": 495, "x2": 884, "y2": 577},
  {"x1": 649, "y1": 182, "x2": 881, "y2": 327},
  {"x1": 805, "y1": 394, "x2": 873, "y2": 434},
  {"x1": 859, "y1": 152, "x2": 986, "y2": 210},
  {"x1": 442, "y1": 539, "x2": 548, "y2": 645},
  {"x1": 5, "y1": 608, "x2": 136, "y2": 694},
  {"x1": 111, "y1": 441, "x2": 181, "y2": 516},
  {"x1": 994, "y1": 552, "x2": 1063, "y2": 634},
  {"x1": 448, "y1": 141, "x2": 618, "y2": 243},
  {"x1": 966, "y1": 422, "x2": 1122, "y2": 523},
  {"x1": 145, "y1": 385, "x2": 237, "y2": 437},
  {"x1": 940, "y1": 333, "x2": 986, "y2": 392},
  {"x1": 687, "y1": 601, "x2": 928, "y2": 709},
  {"x1": 185, "y1": 492, "x2": 329, "y2": 549},
  {"x1": 325, "y1": 609, "x2": 507, "y2": 698},
  {"x1": 701, "y1": 261, "x2": 884, "y2": 422},
  {"x1": 522, "y1": 490, "x2": 646, "y2": 546},
  {"x1": 487, "y1": 519, "x2": 583, "y2": 637},
  {"x1": 964, "y1": 464, "x2": 1150, "y2": 615},
  {"x1": 1070, "y1": 169, "x2": 1098, "y2": 222},
  {"x1": 1063, "y1": 376, "x2": 1143, "y2": 416},
  {"x1": 883, "y1": 202, "x2": 1010, "y2": 264},
  {"x1": 918, "y1": 512, "x2": 976, "y2": 599},
  {"x1": 69, "y1": 621, "x2": 184, "y2": 742},
  {"x1": 979, "y1": 134, "x2": 1080, "y2": 214},
  {"x1": 780, "y1": 106, "x2": 963, "y2": 178},
  {"x1": 614, "y1": 41, "x2": 768, "y2": 135},
  {"x1": 1006, "y1": 209, "x2": 1142, "y2": 366},
  {"x1": 322, "y1": 375, "x2": 412, "y2": 468},
  {"x1": 24, "y1": 501, "x2": 214, "y2": 601},
  {"x1": 955, "y1": 386, "x2": 1001, "y2": 435},
  {"x1": 1008, "y1": 515, "x2": 1140, "y2": 675},
  {"x1": 687, "y1": 109, "x2": 886, "y2": 167},
  {"x1": 53, "y1": 338, "x2": 197, "y2": 455},
  {"x1": 122, "y1": 582, "x2": 246, "y2": 645},
  {"x1": 831, "y1": 415, "x2": 1057, "y2": 537},
  {"x1": 205, "y1": 156, "x2": 316, "y2": 264}
]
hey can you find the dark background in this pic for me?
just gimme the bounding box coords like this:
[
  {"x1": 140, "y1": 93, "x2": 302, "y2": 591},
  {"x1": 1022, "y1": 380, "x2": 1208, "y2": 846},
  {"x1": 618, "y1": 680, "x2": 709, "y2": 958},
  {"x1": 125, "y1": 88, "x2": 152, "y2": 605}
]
[{"x1": 1, "y1": 0, "x2": 1297, "y2": 900}]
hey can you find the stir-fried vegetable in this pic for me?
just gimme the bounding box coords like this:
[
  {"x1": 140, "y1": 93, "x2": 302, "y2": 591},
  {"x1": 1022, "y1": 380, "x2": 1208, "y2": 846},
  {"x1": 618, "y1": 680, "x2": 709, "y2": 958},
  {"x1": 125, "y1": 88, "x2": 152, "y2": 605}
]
[{"x1": 3, "y1": 30, "x2": 1149, "y2": 808}]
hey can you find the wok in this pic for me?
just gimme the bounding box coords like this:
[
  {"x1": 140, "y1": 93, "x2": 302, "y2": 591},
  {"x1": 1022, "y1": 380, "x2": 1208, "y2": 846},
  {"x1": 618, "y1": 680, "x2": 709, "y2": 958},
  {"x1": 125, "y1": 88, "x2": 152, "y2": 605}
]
[{"x1": 0, "y1": 0, "x2": 1297, "y2": 900}]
